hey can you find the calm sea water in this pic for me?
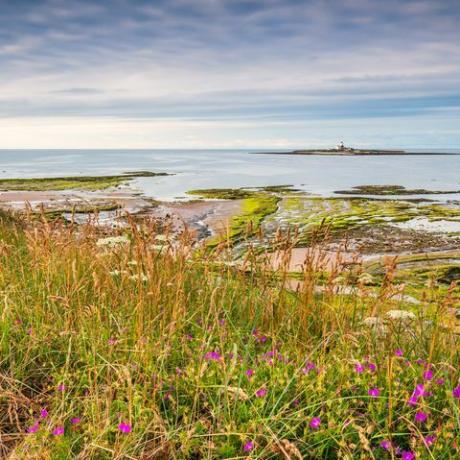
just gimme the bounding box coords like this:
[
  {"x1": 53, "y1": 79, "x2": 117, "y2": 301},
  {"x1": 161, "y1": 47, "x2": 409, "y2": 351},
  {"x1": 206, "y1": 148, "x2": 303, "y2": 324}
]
[{"x1": 1, "y1": 149, "x2": 460, "y2": 201}]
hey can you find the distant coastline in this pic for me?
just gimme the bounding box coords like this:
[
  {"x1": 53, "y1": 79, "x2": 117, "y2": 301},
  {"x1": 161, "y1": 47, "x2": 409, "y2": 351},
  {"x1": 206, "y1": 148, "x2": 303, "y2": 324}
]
[{"x1": 251, "y1": 149, "x2": 459, "y2": 156}]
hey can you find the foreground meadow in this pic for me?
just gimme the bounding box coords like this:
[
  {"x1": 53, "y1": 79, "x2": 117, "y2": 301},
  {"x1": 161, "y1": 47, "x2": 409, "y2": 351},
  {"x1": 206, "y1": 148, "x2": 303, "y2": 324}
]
[{"x1": 0, "y1": 210, "x2": 459, "y2": 459}]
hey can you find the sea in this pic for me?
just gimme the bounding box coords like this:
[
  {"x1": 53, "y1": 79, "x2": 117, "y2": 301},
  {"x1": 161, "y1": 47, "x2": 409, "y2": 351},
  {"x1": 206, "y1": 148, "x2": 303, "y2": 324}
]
[{"x1": 1, "y1": 149, "x2": 460, "y2": 202}]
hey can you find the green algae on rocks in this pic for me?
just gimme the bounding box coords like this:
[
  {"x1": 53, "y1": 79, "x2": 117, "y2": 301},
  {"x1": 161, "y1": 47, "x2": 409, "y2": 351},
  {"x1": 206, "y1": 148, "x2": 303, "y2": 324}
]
[
  {"x1": 0, "y1": 171, "x2": 170, "y2": 192},
  {"x1": 335, "y1": 185, "x2": 460, "y2": 196}
]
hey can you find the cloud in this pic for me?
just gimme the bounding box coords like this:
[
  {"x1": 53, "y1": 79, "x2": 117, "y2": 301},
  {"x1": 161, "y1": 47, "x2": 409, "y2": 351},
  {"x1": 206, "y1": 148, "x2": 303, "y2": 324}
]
[{"x1": 0, "y1": 0, "x2": 460, "y2": 147}]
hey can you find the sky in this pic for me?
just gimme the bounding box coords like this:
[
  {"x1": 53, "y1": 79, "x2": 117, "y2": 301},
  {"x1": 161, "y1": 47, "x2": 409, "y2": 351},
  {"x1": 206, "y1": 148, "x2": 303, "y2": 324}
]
[{"x1": 1, "y1": 0, "x2": 460, "y2": 149}]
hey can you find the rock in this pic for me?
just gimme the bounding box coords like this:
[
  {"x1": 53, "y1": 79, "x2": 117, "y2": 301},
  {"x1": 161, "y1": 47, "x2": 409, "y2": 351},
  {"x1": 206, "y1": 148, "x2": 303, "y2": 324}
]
[
  {"x1": 362, "y1": 316, "x2": 388, "y2": 336},
  {"x1": 96, "y1": 235, "x2": 130, "y2": 248},
  {"x1": 385, "y1": 310, "x2": 416, "y2": 322}
]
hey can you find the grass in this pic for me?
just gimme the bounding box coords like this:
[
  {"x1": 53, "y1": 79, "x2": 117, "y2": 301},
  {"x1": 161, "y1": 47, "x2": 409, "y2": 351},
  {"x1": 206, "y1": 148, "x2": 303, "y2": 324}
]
[
  {"x1": 0, "y1": 172, "x2": 169, "y2": 192},
  {"x1": 0, "y1": 209, "x2": 459, "y2": 459}
]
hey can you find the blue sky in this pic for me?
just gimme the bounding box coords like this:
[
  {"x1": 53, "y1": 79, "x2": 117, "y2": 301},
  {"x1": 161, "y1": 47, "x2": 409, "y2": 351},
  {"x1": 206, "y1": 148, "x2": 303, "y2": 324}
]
[{"x1": 1, "y1": 0, "x2": 460, "y2": 148}]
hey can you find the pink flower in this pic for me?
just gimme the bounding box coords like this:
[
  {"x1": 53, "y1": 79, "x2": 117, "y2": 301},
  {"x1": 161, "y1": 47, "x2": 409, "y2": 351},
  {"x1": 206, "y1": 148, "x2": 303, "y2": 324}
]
[
  {"x1": 310, "y1": 417, "x2": 321, "y2": 429},
  {"x1": 380, "y1": 440, "x2": 391, "y2": 450},
  {"x1": 401, "y1": 451, "x2": 415, "y2": 460},
  {"x1": 255, "y1": 388, "x2": 267, "y2": 398},
  {"x1": 71, "y1": 417, "x2": 81, "y2": 425},
  {"x1": 394, "y1": 349, "x2": 404, "y2": 357},
  {"x1": 108, "y1": 337, "x2": 117, "y2": 345},
  {"x1": 40, "y1": 409, "x2": 48, "y2": 419},
  {"x1": 415, "y1": 411, "x2": 428, "y2": 423},
  {"x1": 53, "y1": 426, "x2": 64, "y2": 436},
  {"x1": 368, "y1": 362, "x2": 377, "y2": 372},
  {"x1": 243, "y1": 441, "x2": 254, "y2": 452},
  {"x1": 118, "y1": 422, "x2": 132, "y2": 433},
  {"x1": 27, "y1": 422, "x2": 40, "y2": 434},
  {"x1": 408, "y1": 383, "x2": 425, "y2": 406},
  {"x1": 245, "y1": 369, "x2": 254, "y2": 378},
  {"x1": 354, "y1": 363, "x2": 365, "y2": 373},
  {"x1": 204, "y1": 351, "x2": 221, "y2": 361},
  {"x1": 57, "y1": 384, "x2": 66, "y2": 392},
  {"x1": 436, "y1": 378, "x2": 445, "y2": 386},
  {"x1": 368, "y1": 387, "x2": 380, "y2": 398},
  {"x1": 453, "y1": 386, "x2": 460, "y2": 399},
  {"x1": 424, "y1": 435, "x2": 436, "y2": 446},
  {"x1": 423, "y1": 370, "x2": 433, "y2": 381}
]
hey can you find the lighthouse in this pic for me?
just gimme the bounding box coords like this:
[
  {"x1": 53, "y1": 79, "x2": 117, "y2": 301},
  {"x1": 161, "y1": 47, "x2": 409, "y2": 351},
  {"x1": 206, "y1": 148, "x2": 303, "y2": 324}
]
[{"x1": 336, "y1": 140, "x2": 345, "y2": 151}]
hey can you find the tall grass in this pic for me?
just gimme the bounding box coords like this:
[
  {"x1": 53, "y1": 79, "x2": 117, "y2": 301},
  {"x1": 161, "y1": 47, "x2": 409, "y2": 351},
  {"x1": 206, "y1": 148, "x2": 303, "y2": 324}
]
[{"x1": 0, "y1": 210, "x2": 458, "y2": 459}]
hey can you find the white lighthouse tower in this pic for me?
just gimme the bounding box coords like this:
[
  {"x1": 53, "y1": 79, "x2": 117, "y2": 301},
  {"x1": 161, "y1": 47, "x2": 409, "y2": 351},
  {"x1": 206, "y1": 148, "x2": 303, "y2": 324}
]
[{"x1": 336, "y1": 140, "x2": 345, "y2": 151}]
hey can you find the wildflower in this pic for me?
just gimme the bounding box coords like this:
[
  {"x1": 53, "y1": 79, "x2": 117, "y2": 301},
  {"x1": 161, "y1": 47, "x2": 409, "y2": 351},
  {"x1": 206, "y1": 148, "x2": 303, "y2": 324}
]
[
  {"x1": 118, "y1": 422, "x2": 132, "y2": 433},
  {"x1": 108, "y1": 337, "x2": 117, "y2": 345},
  {"x1": 395, "y1": 349, "x2": 404, "y2": 357},
  {"x1": 245, "y1": 369, "x2": 254, "y2": 378},
  {"x1": 354, "y1": 363, "x2": 365, "y2": 373},
  {"x1": 385, "y1": 310, "x2": 416, "y2": 321},
  {"x1": 57, "y1": 383, "x2": 66, "y2": 392},
  {"x1": 380, "y1": 440, "x2": 391, "y2": 450},
  {"x1": 53, "y1": 426, "x2": 65, "y2": 436},
  {"x1": 27, "y1": 422, "x2": 39, "y2": 434},
  {"x1": 368, "y1": 387, "x2": 380, "y2": 398},
  {"x1": 414, "y1": 384, "x2": 425, "y2": 397},
  {"x1": 436, "y1": 378, "x2": 445, "y2": 386},
  {"x1": 96, "y1": 236, "x2": 129, "y2": 248},
  {"x1": 423, "y1": 369, "x2": 433, "y2": 380},
  {"x1": 309, "y1": 417, "x2": 321, "y2": 429},
  {"x1": 40, "y1": 409, "x2": 48, "y2": 419},
  {"x1": 424, "y1": 435, "x2": 436, "y2": 446},
  {"x1": 255, "y1": 388, "x2": 267, "y2": 398},
  {"x1": 243, "y1": 441, "x2": 254, "y2": 452},
  {"x1": 415, "y1": 411, "x2": 428, "y2": 423},
  {"x1": 204, "y1": 351, "x2": 221, "y2": 361},
  {"x1": 71, "y1": 417, "x2": 81, "y2": 425},
  {"x1": 453, "y1": 386, "x2": 460, "y2": 399},
  {"x1": 401, "y1": 451, "x2": 415, "y2": 460},
  {"x1": 368, "y1": 362, "x2": 377, "y2": 372}
]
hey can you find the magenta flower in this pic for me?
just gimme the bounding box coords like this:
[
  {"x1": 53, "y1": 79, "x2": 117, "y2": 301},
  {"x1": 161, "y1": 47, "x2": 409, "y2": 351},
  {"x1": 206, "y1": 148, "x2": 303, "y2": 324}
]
[
  {"x1": 380, "y1": 440, "x2": 391, "y2": 451},
  {"x1": 401, "y1": 451, "x2": 415, "y2": 460},
  {"x1": 424, "y1": 435, "x2": 436, "y2": 446},
  {"x1": 453, "y1": 386, "x2": 460, "y2": 399},
  {"x1": 245, "y1": 369, "x2": 254, "y2": 378},
  {"x1": 368, "y1": 362, "x2": 377, "y2": 372},
  {"x1": 57, "y1": 383, "x2": 66, "y2": 392},
  {"x1": 394, "y1": 349, "x2": 404, "y2": 357},
  {"x1": 415, "y1": 411, "x2": 428, "y2": 423},
  {"x1": 27, "y1": 422, "x2": 40, "y2": 434},
  {"x1": 53, "y1": 426, "x2": 64, "y2": 436},
  {"x1": 255, "y1": 388, "x2": 267, "y2": 398},
  {"x1": 204, "y1": 351, "x2": 221, "y2": 361},
  {"x1": 118, "y1": 422, "x2": 132, "y2": 433},
  {"x1": 310, "y1": 417, "x2": 321, "y2": 429},
  {"x1": 408, "y1": 383, "x2": 425, "y2": 406},
  {"x1": 368, "y1": 387, "x2": 380, "y2": 398},
  {"x1": 71, "y1": 417, "x2": 81, "y2": 425},
  {"x1": 40, "y1": 409, "x2": 48, "y2": 419},
  {"x1": 423, "y1": 370, "x2": 433, "y2": 381},
  {"x1": 436, "y1": 378, "x2": 445, "y2": 386},
  {"x1": 108, "y1": 337, "x2": 117, "y2": 345},
  {"x1": 354, "y1": 363, "x2": 365, "y2": 373},
  {"x1": 243, "y1": 441, "x2": 254, "y2": 452}
]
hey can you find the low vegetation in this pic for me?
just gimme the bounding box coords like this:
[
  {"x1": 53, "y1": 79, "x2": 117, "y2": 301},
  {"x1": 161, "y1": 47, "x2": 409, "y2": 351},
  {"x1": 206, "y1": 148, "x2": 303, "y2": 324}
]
[
  {"x1": 0, "y1": 209, "x2": 459, "y2": 459},
  {"x1": 0, "y1": 172, "x2": 169, "y2": 192},
  {"x1": 335, "y1": 185, "x2": 460, "y2": 196}
]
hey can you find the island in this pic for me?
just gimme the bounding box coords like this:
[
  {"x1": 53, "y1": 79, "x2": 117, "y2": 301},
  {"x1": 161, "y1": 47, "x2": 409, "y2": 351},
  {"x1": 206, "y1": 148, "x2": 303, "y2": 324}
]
[{"x1": 253, "y1": 141, "x2": 408, "y2": 155}]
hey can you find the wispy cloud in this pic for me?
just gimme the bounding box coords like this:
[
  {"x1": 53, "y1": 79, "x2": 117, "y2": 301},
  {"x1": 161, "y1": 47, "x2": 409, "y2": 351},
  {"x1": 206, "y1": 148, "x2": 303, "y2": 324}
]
[{"x1": 0, "y1": 0, "x2": 459, "y2": 147}]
